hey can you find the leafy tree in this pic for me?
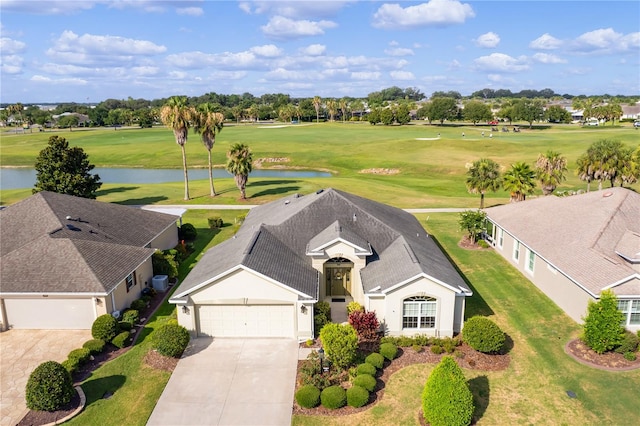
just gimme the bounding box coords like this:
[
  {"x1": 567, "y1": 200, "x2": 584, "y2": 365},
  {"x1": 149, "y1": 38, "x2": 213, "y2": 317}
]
[
  {"x1": 367, "y1": 107, "x2": 381, "y2": 125},
  {"x1": 226, "y1": 143, "x2": 253, "y2": 199},
  {"x1": 427, "y1": 97, "x2": 459, "y2": 125},
  {"x1": 465, "y1": 158, "x2": 502, "y2": 209},
  {"x1": 313, "y1": 96, "x2": 322, "y2": 122},
  {"x1": 576, "y1": 139, "x2": 629, "y2": 191},
  {"x1": 319, "y1": 323, "x2": 358, "y2": 369},
  {"x1": 512, "y1": 99, "x2": 545, "y2": 128},
  {"x1": 503, "y1": 162, "x2": 536, "y2": 202},
  {"x1": 395, "y1": 103, "x2": 411, "y2": 125},
  {"x1": 193, "y1": 103, "x2": 224, "y2": 196},
  {"x1": 160, "y1": 96, "x2": 193, "y2": 200},
  {"x1": 33, "y1": 135, "x2": 102, "y2": 198},
  {"x1": 535, "y1": 151, "x2": 567, "y2": 195},
  {"x1": 582, "y1": 290, "x2": 625, "y2": 354},
  {"x1": 458, "y1": 210, "x2": 487, "y2": 243},
  {"x1": 135, "y1": 108, "x2": 154, "y2": 128},
  {"x1": 545, "y1": 105, "x2": 571, "y2": 123},
  {"x1": 380, "y1": 108, "x2": 394, "y2": 125},
  {"x1": 422, "y1": 356, "x2": 474, "y2": 426},
  {"x1": 57, "y1": 114, "x2": 79, "y2": 130},
  {"x1": 463, "y1": 100, "x2": 493, "y2": 125},
  {"x1": 497, "y1": 103, "x2": 515, "y2": 124}
]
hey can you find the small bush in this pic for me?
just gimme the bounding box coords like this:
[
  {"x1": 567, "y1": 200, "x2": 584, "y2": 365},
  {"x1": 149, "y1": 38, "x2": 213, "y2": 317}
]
[
  {"x1": 130, "y1": 299, "x2": 147, "y2": 312},
  {"x1": 349, "y1": 310, "x2": 380, "y2": 340},
  {"x1": 68, "y1": 348, "x2": 91, "y2": 364},
  {"x1": 91, "y1": 314, "x2": 118, "y2": 342},
  {"x1": 61, "y1": 358, "x2": 79, "y2": 374},
  {"x1": 25, "y1": 361, "x2": 74, "y2": 411},
  {"x1": 83, "y1": 339, "x2": 105, "y2": 354},
  {"x1": 314, "y1": 313, "x2": 329, "y2": 336},
  {"x1": 305, "y1": 339, "x2": 314, "y2": 347},
  {"x1": 320, "y1": 385, "x2": 346, "y2": 409},
  {"x1": 624, "y1": 352, "x2": 637, "y2": 361},
  {"x1": 178, "y1": 223, "x2": 197, "y2": 240},
  {"x1": 315, "y1": 301, "x2": 332, "y2": 320},
  {"x1": 356, "y1": 363, "x2": 377, "y2": 376},
  {"x1": 112, "y1": 331, "x2": 131, "y2": 349},
  {"x1": 353, "y1": 374, "x2": 376, "y2": 392},
  {"x1": 319, "y1": 323, "x2": 358, "y2": 369},
  {"x1": 347, "y1": 385, "x2": 369, "y2": 408},
  {"x1": 431, "y1": 345, "x2": 444, "y2": 354},
  {"x1": 380, "y1": 342, "x2": 398, "y2": 360},
  {"x1": 346, "y1": 301, "x2": 364, "y2": 314},
  {"x1": 295, "y1": 384, "x2": 321, "y2": 408},
  {"x1": 462, "y1": 316, "x2": 506, "y2": 353},
  {"x1": 207, "y1": 216, "x2": 224, "y2": 229},
  {"x1": 412, "y1": 344, "x2": 423, "y2": 353},
  {"x1": 365, "y1": 352, "x2": 384, "y2": 369},
  {"x1": 442, "y1": 337, "x2": 459, "y2": 353},
  {"x1": 615, "y1": 330, "x2": 639, "y2": 354},
  {"x1": 118, "y1": 321, "x2": 132, "y2": 331},
  {"x1": 152, "y1": 323, "x2": 190, "y2": 358},
  {"x1": 477, "y1": 240, "x2": 490, "y2": 248},
  {"x1": 152, "y1": 250, "x2": 178, "y2": 278},
  {"x1": 122, "y1": 309, "x2": 140, "y2": 325},
  {"x1": 422, "y1": 356, "x2": 474, "y2": 426}
]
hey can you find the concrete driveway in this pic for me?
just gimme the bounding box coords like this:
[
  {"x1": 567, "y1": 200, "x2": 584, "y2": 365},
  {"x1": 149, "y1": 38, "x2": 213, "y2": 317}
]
[
  {"x1": 0, "y1": 329, "x2": 91, "y2": 426},
  {"x1": 147, "y1": 338, "x2": 298, "y2": 426}
]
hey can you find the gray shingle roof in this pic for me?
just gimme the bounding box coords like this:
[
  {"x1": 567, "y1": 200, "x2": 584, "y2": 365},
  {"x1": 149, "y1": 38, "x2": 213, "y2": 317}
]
[
  {"x1": 173, "y1": 188, "x2": 469, "y2": 300},
  {"x1": 485, "y1": 188, "x2": 640, "y2": 296},
  {"x1": 0, "y1": 191, "x2": 178, "y2": 294},
  {"x1": 307, "y1": 220, "x2": 371, "y2": 255}
]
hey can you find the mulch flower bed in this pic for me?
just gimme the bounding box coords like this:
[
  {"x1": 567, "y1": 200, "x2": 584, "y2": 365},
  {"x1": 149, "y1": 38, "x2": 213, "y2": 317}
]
[{"x1": 565, "y1": 339, "x2": 640, "y2": 371}]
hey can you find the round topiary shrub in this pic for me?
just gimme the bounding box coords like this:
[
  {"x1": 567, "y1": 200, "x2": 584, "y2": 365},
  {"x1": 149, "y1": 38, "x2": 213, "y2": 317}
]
[
  {"x1": 68, "y1": 348, "x2": 91, "y2": 364},
  {"x1": 25, "y1": 361, "x2": 74, "y2": 411},
  {"x1": 346, "y1": 385, "x2": 369, "y2": 408},
  {"x1": 83, "y1": 339, "x2": 106, "y2": 354},
  {"x1": 624, "y1": 351, "x2": 637, "y2": 361},
  {"x1": 353, "y1": 373, "x2": 376, "y2": 392},
  {"x1": 462, "y1": 316, "x2": 506, "y2": 353},
  {"x1": 365, "y1": 352, "x2": 384, "y2": 369},
  {"x1": 112, "y1": 331, "x2": 131, "y2": 349},
  {"x1": 356, "y1": 362, "x2": 377, "y2": 376},
  {"x1": 422, "y1": 356, "x2": 474, "y2": 426},
  {"x1": 61, "y1": 358, "x2": 79, "y2": 375},
  {"x1": 122, "y1": 309, "x2": 140, "y2": 325},
  {"x1": 295, "y1": 384, "x2": 321, "y2": 408},
  {"x1": 320, "y1": 385, "x2": 347, "y2": 409},
  {"x1": 179, "y1": 223, "x2": 197, "y2": 240},
  {"x1": 380, "y1": 342, "x2": 398, "y2": 360},
  {"x1": 615, "y1": 330, "x2": 639, "y2": 354},
  {"x1": 91, "y1": 314, "x2": 118, "y2": 342},
  {"x1": 152, "y1": 323, "x2": 190, "y2": 358},
  {"x1": 130, "y1": 299, "x2": 147, "y2": 312},
  {"x1": 118, "y1": 321, "x2": 133, "y2": 331}
]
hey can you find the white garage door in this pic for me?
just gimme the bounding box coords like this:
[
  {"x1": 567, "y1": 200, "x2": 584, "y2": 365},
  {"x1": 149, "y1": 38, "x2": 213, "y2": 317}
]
[
  {"x1": 197, "y1": 304, "x2": 294, "y2": 338},
  {"x1": 4, "y1": 298, "x2": 95, "y2": 329}
]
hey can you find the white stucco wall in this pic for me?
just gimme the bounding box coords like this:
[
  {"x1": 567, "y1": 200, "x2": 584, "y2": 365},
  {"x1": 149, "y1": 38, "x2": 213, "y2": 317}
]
[
  {"x1": 150, "y1": 223, "x2": 179, "y2": 250},
  {"x1": 310, "y1": 241, "x2": 367, "y2": 303},
  {"x1": 107, "y1": 258, "x2": 154, "y2": 314}
]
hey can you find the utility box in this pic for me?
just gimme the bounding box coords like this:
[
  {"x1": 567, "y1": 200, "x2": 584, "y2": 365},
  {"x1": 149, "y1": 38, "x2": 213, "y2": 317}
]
[{"x1": 152, "y1": 275, "x2": 169, "y2": 292}]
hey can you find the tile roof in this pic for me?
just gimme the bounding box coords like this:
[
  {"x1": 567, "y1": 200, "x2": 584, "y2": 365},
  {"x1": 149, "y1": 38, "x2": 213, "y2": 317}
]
[
  {"x1": 1, "y1": 191, "x2": 179, "y2": 294},
  {"x1": 485, "y1": 188, "x2": 640, "y2": 296},
  {"x1": 173, "y1": 188, "x2": 469, "y2": 300}
]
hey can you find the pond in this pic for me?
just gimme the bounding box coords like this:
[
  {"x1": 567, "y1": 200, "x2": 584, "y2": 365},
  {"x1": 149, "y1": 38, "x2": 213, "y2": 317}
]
[{"x1": 0, "y1": 167, "x2": 331, "y2": 190}]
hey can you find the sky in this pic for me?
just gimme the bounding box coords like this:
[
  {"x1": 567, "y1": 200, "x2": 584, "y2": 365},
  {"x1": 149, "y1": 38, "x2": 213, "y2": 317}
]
[{"x1": 1, "y1": 0, "x2": 639, "y2": 103}]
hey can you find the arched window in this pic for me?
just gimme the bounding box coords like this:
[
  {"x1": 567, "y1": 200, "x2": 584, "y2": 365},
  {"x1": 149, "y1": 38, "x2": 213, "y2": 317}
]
[{"x1": 402, "y1": 296, "x2": 436, "y2": 329}]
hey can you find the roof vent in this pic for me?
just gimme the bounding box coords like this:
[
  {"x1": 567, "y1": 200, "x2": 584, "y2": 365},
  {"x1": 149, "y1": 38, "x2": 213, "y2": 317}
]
[
  {"x1": 293, "y1": 193, "x2": 300, "y2": 198},
  {"x1": 603, "y1": 191, "x2": 613, "y2": 198},
  {"x1": 284, "y1": 200, "x2": 290, "y2": 205},
  {"x1": 353, "y1": 213, "x2": 357, "y2": 222},
  {"x1": 66, "y1": 215, "x2": 72, "y2": 220},
  {"x1": 316, "y1": 189, "x2": 324, "y2": 195}
]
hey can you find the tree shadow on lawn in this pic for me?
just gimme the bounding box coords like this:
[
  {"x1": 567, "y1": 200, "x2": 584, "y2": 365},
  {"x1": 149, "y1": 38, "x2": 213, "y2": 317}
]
[
  {"x1": 96, "y1": 186, "x2": 139, "y2": 197},
  {"x1": 82, "y1": 375, "x2": 126, "y2": 406},
  {"x1": 468, "y1": 375, "x2": 490, "y2": 424},
  {"x1": 248, "y1": 179, "x2": 301, "y2": 187},
  {"x1": 250, "y1": 185, "x2": 301, "y2": 198}
]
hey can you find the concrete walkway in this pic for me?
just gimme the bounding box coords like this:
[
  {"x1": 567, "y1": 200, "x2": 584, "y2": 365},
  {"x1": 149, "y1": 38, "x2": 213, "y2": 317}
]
[
  {"x1": 0, "y1": 329, "x2": 91, "y2": 426},
  {"x1": 138, "y1": 204, "x2": 468, "y2": 213},
  {"x1": 147, "y1": 338, "x2": 298, "y2": 426}
]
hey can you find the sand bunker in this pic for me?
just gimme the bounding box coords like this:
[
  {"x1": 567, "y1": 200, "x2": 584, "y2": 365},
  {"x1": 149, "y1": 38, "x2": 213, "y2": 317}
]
[
  {"x1": 415, "y1": 137, "x2": 441, "y2": 141},
  {"x1": 359, "y1": 168, "x2": 400, "y2": 175}
]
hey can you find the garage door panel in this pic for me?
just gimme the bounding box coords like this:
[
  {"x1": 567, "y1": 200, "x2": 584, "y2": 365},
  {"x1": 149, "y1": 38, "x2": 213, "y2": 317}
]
[
  {"x1": 4, "y1": 298, "x2": 94, "y2": 329},
  {"x1": 197, "y1": 305, "x2": 293, "y2": 338}
]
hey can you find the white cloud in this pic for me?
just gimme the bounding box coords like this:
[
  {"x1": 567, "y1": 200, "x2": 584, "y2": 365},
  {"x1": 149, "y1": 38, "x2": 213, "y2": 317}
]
[
  {"x1": 573, "y1": 28, "x2": 640, "y2": 52},
  {"x1": 384, "y1": 47, "x2": 414, "y2": 56},
  {"x1": 299, "y1": 44, "x2": 326, "y2": 56},
  {"x1": 1, "y1": 0, "x2": 97, "y2": 15},
  {"x1": 390, "y1": 70, "x2": 415, "y2": 80},
  {"x1": 372, "y1": 0, "x2": 475, "y2": 30},
  {"x1": 529, "y1": 33, "x2": 562, "y2": 50},
  {"x1": 264, "y1": 68, "x2": 307, "y2": 80},
  {"x1": 0, "y1": 37, "x2": 26, "y2": 54},
  {"x1": 351, "y1": 71, "x2": 381, "y2": 80},
  {"x1": 532, "y1": 53, "x2": 567, "y2": 64},
  {"x1": 166, "y1": 51, "x2": 258, "y2": 69},
  {"x1": 131, "y1": 66, "x2": 160, "y2": 76},
  {"x1": 250, "y1": 44, "x2": 283, "y2": 57},
  {"x1": 176, "y1": 7, "x2": 203, "y2": 17},
  {"x1": 211, "y1": 71, "x2": 247, "y2": 80},
  {"x1": 242, "y1": 1, "x2": 351, "y2": 19},
  {"x1": 474, "y1": 32, "x2": 500, "y2": 48},
  {"x1": 448, "y1": 59, "x2": 461, "y2": 70},
  {"x1": 474, "y1": 53, "x2": 529, "y2": 72},
  {"x1": 1, "y1": 55, "x2": 23, "y2": 74},
  {"x1": 30, "y1": 75, "x2": 87, "y2": 85},
  {"x1": 261, "y1": 16, "x2": 337, "y2": 39}
]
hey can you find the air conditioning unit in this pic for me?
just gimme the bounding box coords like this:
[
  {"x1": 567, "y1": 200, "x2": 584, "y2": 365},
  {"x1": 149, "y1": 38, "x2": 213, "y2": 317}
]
[{"x1": 152, "y1": 275, "x2": 169, "y2": 292}]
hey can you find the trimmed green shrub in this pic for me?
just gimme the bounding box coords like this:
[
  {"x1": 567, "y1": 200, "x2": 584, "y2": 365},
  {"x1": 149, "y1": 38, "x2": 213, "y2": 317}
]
[
  {"x1": 118, "y1": 321, "x2": 132, "y2": 331},
  {"x1": 319, "y1": 323, "x2": 358, "y2": 369},
  {"x1": 582, "y1": 290, "x2": 625, "y2": 354},
  {"x1": 615, "y1": 330, "x2": 639, "y2": 354},
  {"x1": 320, "y1": 385, "x2": 346, "y2": 409},
  {"x1": 431, "y1": 345, "x2": 444, "y2": 354},
  {"x1": 83, "y1": 339, "x2": 105, "y2": 354},
  {"x1": 68, "y1": 348, "x2": 91, "y2": 364},
  {"x1": 365, "y1": 352, "x2": 384, "y2": 369},
  {"x1": 442, "y1": 337, "x2": 460, "y2": 353},
  {"x1": 347, "y1": 385, "x2": 369, "y2": 408},
  {"x1": 412, "y1": 344, "x2": 423, "y2": 353},
  {"x1": 61, "y1": 358, "x2": 79, "y2": 375},
  {"x1": 122, "y1": 309, "x2": 140, "y2": 325},
  {"x1": 112, "y1": 331, "x2": 131, "y2": 349},
  {"x1": 462, "y1": 316, "x2": 506, "y2": 353},
  {"x1": 179, "y1": 223, "x2": 197, "y2": 240},
  {"x1": 314, "y1": 313, "x2": 329, "y2": 337},
  {"x1": 208, "y1": 216, "x2": 224, "y2": 229},
  {"x1": 422, "y1": 356, "x2": 474, "y2": 426},
  {"x1": 91, "y1": 314, "x2": 118, "y2": 342},
  {"x1": 130, "y1": 299, "x2": 147, "y2": 312},
  {"x1": 25, "y1": 361, "x2": 74, "y2": 411},
  {"x1": 152, "y1": 250, "x2": 178, "y2": 278},
  {"x1": 315, "y1": 301, "x2": 332, "y2": 320},
  {"x1": 356, "y1": 363, "x2": 377, "y2": 376},
  {"x1": 380, "y1": 342, "x2": 398, "y2": 360},
  {"x1": 295, "y1": 384, "x2": 321, "y2": 408},
  {"x1": 346, "y1": 301, "x2": 364, "y2": 314},
  {"x1": 353, "y1": 374, "x2": 376, "y2": 392},
  {"x1": 624, "y1": 352, "x2": 637, "y2": 361},
  {"x1": 152, "y1": 323, "x2": 190, "y2": 358}
]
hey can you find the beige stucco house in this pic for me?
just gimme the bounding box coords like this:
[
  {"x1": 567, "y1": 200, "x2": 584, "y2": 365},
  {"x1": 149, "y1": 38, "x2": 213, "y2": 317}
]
[
  {"x1": 486, "y1": 188, "x2": 640, "y2": 332},
  {"x1": 171, "y1": 189, "x2": 471, "y2": 341},
  {"x1": 0, "y1": 191, "x2": 179, "y2": 330}
]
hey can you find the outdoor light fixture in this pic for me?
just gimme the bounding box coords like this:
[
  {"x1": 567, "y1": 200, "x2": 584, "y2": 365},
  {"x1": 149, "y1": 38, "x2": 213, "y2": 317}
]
[
  {"x1": 95, "y1": 298, "x2": 102, "y2": 306},
  {"x1": 182, "y1": 306, "x2": 189, "y2": 314},
  {"x1": 300, "y1": 305, "x2": 307, "y2": 314},
  {"x1": 318, "y1": 348, "x2": 324, "y2": 371}
]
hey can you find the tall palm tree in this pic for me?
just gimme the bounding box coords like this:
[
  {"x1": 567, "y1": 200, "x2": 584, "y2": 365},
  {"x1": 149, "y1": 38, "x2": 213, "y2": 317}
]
[
  {"x1": 226, "y1": 143, "x2": 253, "y2": 200},
  {"x1": 466, "y1": 158, "x2": 502, "y2": 209},
  {"x1": 160, "y1": 96, "x2": 193, "y2": 200},
  {"x1": 503, "y1": 162, "x2": 536, "y2": 202},
  {"x1": 326, "y1": 99, "x2": 337, "y2": 122},
  {"x1": 535, "y1": 150, "x2": 567, "y2": 195},
  {"x1": 313, "y1": 96, "x2": 322, "y2": 123},
  {"x1": 339, "y1": 98, "x2": 348, "y2": 122},
  {"x1": 193, "y1": 103, "x2": 224, "y2": 197}
]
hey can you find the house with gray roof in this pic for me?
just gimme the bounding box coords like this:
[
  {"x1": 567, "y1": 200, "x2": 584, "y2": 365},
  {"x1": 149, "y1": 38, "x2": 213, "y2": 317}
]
[
  {"x1": 170, "y1": 188, "x2": 471, "y2": 340},
  {"x1": 485, "y1": 188, "x2": 640, "y2": 332},
  {"x1": 0, "y1": 191, "x2": 179, "y2": 330}
]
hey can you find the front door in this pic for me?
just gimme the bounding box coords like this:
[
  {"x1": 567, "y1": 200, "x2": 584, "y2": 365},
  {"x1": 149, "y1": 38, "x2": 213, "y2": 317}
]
[{"x1": 327, "y1": 267, "x2": 351, "y2": 296}]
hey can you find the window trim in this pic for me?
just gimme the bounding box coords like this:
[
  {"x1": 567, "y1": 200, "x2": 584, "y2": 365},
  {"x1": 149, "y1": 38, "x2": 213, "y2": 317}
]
[
  {"x1": 512, "y1": 240, "x2": 520, "y2": 262},
  {"x1": 497, "y1": 228, "x2": 504, "y2": 249},
  {"x1": 402, "y1": 296, "x2": 436, "y2": 330},
  {"x1": 525, "y1": 249, "x2": 535, "y2": 274},
  {"x1": 618, "y1": 299, "x2": 640, "y2": 326},
  {"x1": 125, "y1": 272, "x2": 136, "y2": 293}
]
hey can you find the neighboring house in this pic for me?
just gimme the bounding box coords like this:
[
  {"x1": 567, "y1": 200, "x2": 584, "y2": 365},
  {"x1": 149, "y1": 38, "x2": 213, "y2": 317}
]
[
  {"x1": 621, "y1": 104, "x2": 640, "y2": 120},
  {"x1": 0, "y1": 191, "x2": 180, "y2": 330},
  {"x1": 485, "y1": 188, "x2": 640, "y2": 332},
  {"x1": 170, "y1": 188, "x2": 471, "y2": 341}
]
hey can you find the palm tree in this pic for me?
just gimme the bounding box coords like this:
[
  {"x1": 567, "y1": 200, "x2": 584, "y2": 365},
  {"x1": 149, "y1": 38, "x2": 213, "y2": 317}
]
[
  {"x1": 503, "y1": 162, "x2": 536, "y2": 202},
  {"x1": 339, "y1": 98, "x2": 348, "y2": 122},
  {"x1": 193, "y1": 103, "x2": 224, "y2": 197},
  {"x1": 226, "y1": 143, "x2": 253, "y2": 200},
  {"x1": 576, "y1": 153, "x2": 595, "y2": 192},
  {"x1": 466, "y1": 158, "x2": 502, "y2": 209},
  {"x1": 160, "y1": 96, "x2": 193, "y2": 200},
  {"x1": 535, "y1": 150, "x2": 567, "y2": 195},
  {"x1": 326, "y1": 99, "x2": 337, "y2": 121},
  {"x1": 313, "y1": 96, "x2": 322, "y2": 123}
]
